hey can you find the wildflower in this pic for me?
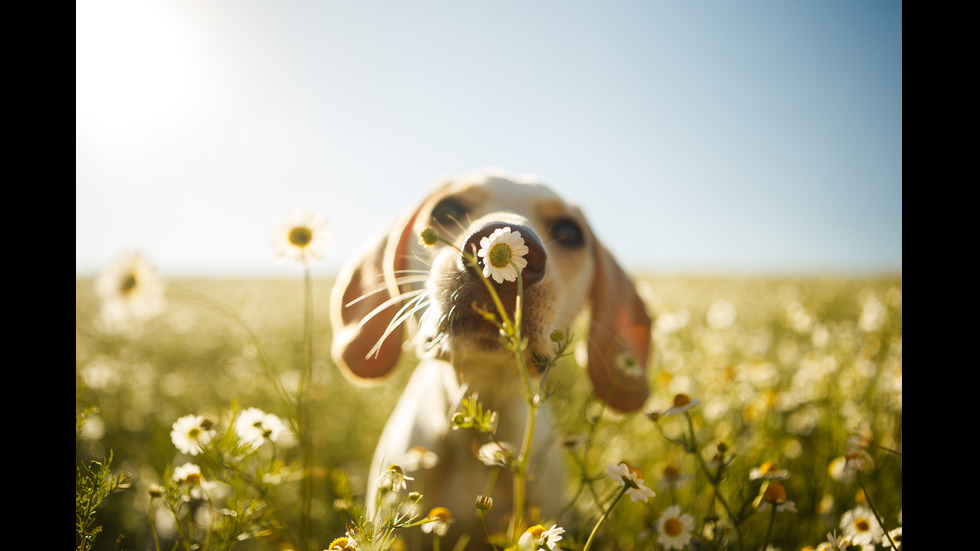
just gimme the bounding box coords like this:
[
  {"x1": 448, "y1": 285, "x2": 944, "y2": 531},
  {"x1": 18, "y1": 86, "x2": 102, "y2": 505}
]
[
  {"x1": 94, "y1": 250, "x2": 165, "y2": 332},
  {"x1": 649, "y1": 393, "x2": 701, "y2": 420},
  {"x1": 476, "y1": 227, "x2": 528, "y2": 283},
  {"x1": 882, "y1": 526, "x2": 902, "y2": 548},
  {"x1": 475, "y1": 494, "x2": 493, "y2": 511},
  {"x1": 840, "y1": 505, "x2": 884, "y2": 545},
  {"x1": 517, "y1": 523, "x2": 565, "y2": 550},
  {"x1": 656, "y1": 505, "x2": 695, "y2": 550},
  {"x1": 271, "y1": 208, "x2": 329, "y2": 266},
  {"x1": 377, "y1": 465, "x2": 413, "y2": 492},
  {"x1": 420, "y1": 227, "x2": 440, "y2": 246},
  {"x1": 656, "y1": 463, "x2": 692, "y2": 490},
  {"x1": 170, "y1": 414, "x2": 215, "y2": 456},
  {"x1": 326, "y1": 536, "x2": 358, "y2": 550},
  {"x1": 606, "y1": 462, "x2": 656, "y2": 503},
  {"x1": 757, "y1": 482, "x2": 797, "y2": 513},
  {"x1": 750, "y1": 461, "x2": 791, "y2": 481},
  {"x1": 477, "y1": 441, "x2": 516, "y2": 468},
  {"x1": 234, "y1": 407, "x2": 287, "y2": 450},
  {"x1": 420, "y1": 507, "x2": 453, "y2": 537},
  {"x1": 402, "y1": 445, "x2": 439, "y2": 471},
  {"x1": 172, "y1": 462, "x2": 204, "y2": 485},
  {"x1": 706, "y1": 299, "x2": 737, "y2": 330}
]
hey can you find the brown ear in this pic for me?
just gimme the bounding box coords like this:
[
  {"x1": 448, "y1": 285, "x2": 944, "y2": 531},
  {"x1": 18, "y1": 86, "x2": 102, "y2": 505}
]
[
  {"x1": 586, "y1": 239, "x2": 653, "y2": 412},
  {"x1": 330, "y1": 208, "x2": 420, "y2": 383}
]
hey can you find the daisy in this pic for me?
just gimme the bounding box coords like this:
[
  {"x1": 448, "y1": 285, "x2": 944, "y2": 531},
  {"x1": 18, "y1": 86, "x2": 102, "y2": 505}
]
[
  {"x1": 271, "y1": 208, "x2": 329, "y2": 267},
  {"x1": 233, "y1": 407, "x2": 287, "y2": 450},
  {"x1": 476, "y1": 227, "x2": 529, "y2": 283},
  {"x1": 376, "y1": 464, "x2": 413, "y2": 492},
  {"x1": 882, "y1": 526, "x2": 902, "y2": 548},
  {"x1": 94, "y1": 250, "x2": 165, "y2": 332},
  {"x1": 326, "y1": 536, "x2": 358, "y2": 550},
  {"x1": 656, "y1": 463, "x2": 693, "y2": 491},
  {"x1": 840, "y1": 505, "x2": 884, "y2": 545},
  {"x1": 757, "y1": 482, "x2": 797, "y2": 513},
  {"x1": 172, "y1": 462, "x2": 204, "y2": 485},
  {"x1": 656, "y1": 505, "x2": 694, "y2": 550},
  {"x1": 606, "y1": 462, "x2": 656, "y2": 503},
  {"x1": 749, "y1": 461, "x2": 791, "y2": 481},
  {"x1": 420, "y1": 507, "x2": 453, "y2": 537},
  {"x1": 518, "y1": 523, "x2": 565, "y2": 550},
  {"x1": 170, "y1": 414, "x2": 215, "y2": 456},
  {"x1": 477, "y1": 441, "x2": 516, "y2": 468},
  {"x1": 648, "y1": 394, "x2": 701, "y2": 420},
  {"x1": 402, "y1": 445, "x2": 439, "y2": 471}
]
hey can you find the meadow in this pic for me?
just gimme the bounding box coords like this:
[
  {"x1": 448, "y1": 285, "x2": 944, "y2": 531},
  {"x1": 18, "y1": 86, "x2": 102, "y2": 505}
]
[{"x1": 76, "y1": 262, "x2": 902, "y2": 551}]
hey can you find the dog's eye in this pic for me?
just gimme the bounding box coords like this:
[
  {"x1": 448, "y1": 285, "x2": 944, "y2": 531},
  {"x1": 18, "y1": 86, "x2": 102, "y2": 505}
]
[
  {"x1": 549, "y1": 218, "x2": 585, "y2": 248},
  {"x1": 430, "y1": 197, "x2": 469, "y2": 227}
]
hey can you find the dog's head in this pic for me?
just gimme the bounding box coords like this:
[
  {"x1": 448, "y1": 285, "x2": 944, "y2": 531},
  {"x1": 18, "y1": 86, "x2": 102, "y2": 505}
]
[{"x1": 330, "y1": 170, "x2": 653, "y2": 411}]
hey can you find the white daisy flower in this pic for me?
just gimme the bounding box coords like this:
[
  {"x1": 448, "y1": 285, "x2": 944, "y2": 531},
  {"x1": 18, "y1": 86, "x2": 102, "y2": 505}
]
[
  {"x1": 94, "y1": 250, "x2": 165, "y2": 333},
  {"x1": 172, "y1": 462, "x2": 204, "y2": 484},
  {"x1": 376, "y1": 464, "x2": 413, "y2": 492},
  {"x1": 476, "y1": 227, "x2": 529, "y2": 283},
  {"x1": 233, "y1": 407, "x2": 287, "y2": 450},
  {"x1": 271, "y1": 208, "x2": 329, "y2": 267},
  {"x1": 656, "y1": 505, "x2": 695, "y2": 550},
  {"x1": 420, "y1": 507, "x2": 453, "y2": 537},
  {"x1": 170, "y1": 414, "x2": 215, "y2": 456},
  {"x1": 749, "y1": 461, "x2": 791, "y2": 481},
  {"x1": 517, "y1": 523, "x2": 565, "y2": 550},
  {"x1": 606, "y1": 462, "x2": 656, "y2": 503},
  {"x1": 840, "y1": 505, "x2": 884, "y2": 545},
  {"x1": 477, "y1": 441, "x2": 516, "y2": 468}
]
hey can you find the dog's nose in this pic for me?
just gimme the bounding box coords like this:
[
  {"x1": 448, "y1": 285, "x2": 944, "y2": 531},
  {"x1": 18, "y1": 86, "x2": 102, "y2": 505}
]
[{"x1": 462, "y1": 222, "x2": 547, "y2": 287}]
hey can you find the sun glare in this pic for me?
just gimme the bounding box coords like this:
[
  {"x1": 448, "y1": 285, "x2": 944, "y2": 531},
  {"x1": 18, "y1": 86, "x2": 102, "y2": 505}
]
[{"x1": 76, "y1": 0, "x2": 205, "y2": 159}]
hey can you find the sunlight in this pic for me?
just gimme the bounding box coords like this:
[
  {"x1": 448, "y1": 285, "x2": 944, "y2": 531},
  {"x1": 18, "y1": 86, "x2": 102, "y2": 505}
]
[{"x1": 76, "y1": 0, "x2": 206, "y2": 160}]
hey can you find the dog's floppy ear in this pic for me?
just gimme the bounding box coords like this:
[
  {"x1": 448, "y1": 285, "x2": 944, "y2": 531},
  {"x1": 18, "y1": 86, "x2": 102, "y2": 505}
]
[
  {"x1": 586, "y1": 239, "x2": 653, "y2": 412},
  {"x1": 330, "y1": 207, "x2": 421, "y2": 383}
]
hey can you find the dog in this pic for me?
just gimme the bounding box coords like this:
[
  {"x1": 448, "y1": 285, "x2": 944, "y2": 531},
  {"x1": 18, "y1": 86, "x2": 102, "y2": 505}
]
[{"x1": 329, "y1": 169, "x2": 653, "y2": 547}]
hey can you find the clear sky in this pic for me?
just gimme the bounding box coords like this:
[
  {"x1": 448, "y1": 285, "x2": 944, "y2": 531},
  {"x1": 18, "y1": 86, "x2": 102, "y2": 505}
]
[{"x1": 76, "y1": 0, "x2": 902, "y2": 279}]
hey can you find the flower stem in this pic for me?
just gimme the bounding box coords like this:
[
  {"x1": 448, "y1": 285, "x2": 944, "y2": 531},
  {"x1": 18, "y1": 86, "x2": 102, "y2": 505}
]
[
  {"x1": 298, "y1": 265, "x2": 315, "y2": 551},
  {"x1": 582, "y1": 486, "x2": 627, "y2": 551}
]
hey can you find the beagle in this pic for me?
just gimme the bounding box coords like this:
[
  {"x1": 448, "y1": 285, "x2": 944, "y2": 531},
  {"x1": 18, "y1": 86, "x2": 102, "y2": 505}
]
[{"x1": 329, "y1": 169, "x2": 653, "y2": 547}]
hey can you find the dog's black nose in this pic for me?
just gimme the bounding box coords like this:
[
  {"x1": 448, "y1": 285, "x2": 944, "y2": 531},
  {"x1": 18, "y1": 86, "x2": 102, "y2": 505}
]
[{"x1": 461, "y1": 221, "x2": 547, "y2": 287}]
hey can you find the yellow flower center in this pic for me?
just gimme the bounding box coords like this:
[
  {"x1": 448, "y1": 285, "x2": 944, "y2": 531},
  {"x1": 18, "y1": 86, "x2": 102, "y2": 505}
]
[
  {"x1": 289, "y1": 226, "x2": 313, "y2": 247},
  {"x1": 188, "y1": 427, "x2": 201, "y2": 439},
  {"x1": 488, "y1": 242, "x2": 513, "y2": 268},
  {"x1": 663, "y1": 465, "x2": 680, "y2": 478},
  {"x1": 119, "y1": 272, "x2": 138, "y2": 294},
  {"x1": 664, "y1": 517, "x2": 683, "y2": 537},
  {"x1": 855, "y1": 517, "x2": 870, "y2": 532},
  {"x1": 428, "y1": 507, "x2": 452, "y2": 521},
  {"x1": 760, "y1": 461, "x2": 778, "y2": 474},
  {"x1": 764, "y1": 483, "x2": 787, "y2": 503},
  {"x1": 184, "y1": 472, "x2": 203, "y2": 485},
  {"x1": 673, "y1": 393, "x2": 691, "y2": 407},
  {"x1": 327, "y1": 537, "x2": 354, "y2": 550},
  {"x1": 526, "y1": 525, "x2": 545, "y2": 538}
]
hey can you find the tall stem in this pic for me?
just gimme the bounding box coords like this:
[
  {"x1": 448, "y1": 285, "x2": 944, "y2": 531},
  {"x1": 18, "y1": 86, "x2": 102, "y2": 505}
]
[
  {"x1": 298, "y1": 265, "x2": 314, "y2": 551},
  {"x1": 582, "y1": 487, "x2": 627, "y2": 551}
]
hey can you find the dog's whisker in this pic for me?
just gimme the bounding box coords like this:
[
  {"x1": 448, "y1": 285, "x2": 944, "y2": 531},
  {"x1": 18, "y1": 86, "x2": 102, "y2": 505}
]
[
  {"x1": 354, "y1": 288, "x2": 426, "y2": 329},
  {"x1": 367, "y1": 292, "x2": 431, "y2": 359}
]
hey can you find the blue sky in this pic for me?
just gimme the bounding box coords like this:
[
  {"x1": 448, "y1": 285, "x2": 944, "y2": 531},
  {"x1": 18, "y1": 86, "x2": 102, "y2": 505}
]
[{"x1": 76, "y1": 1, "x2": 902, "y2": 278}]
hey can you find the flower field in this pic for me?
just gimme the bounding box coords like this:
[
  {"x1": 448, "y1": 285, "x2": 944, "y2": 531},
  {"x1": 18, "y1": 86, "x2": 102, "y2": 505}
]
[{"x1": 76, "y1": 267, "x2": 901, "y2": 550}]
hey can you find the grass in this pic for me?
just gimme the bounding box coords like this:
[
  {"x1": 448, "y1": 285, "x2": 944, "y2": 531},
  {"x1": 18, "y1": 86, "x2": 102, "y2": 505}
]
[{"x1": 75, "y1": 271, "x2": 902, "y2": 551}]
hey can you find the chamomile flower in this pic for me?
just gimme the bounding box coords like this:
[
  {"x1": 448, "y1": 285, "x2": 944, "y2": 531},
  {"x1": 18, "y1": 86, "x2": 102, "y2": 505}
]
[
  {"x1": 402, "y1": 445, "x2": 439, "y2": 471},
  {"x1": 326, "y1": 536, "x2": 358, "y2": 550},
  {"x1": 477, "y1": 441, "x2": 516, "y2": 468},
  {"x1": 476, "y1": 227, "x2": 528, "y2": 283},
  {"x1": 94, "y1": 250, "x2": 165, "y2": 333},
  {"x1": 840, "y1": 505, "x2": 884, "y2": 545},
  {"x1": 377, "y1": 465, "x2": 413, "y2": 492},
  {"x1": 518, "y1": 523, "x2": 565, "y2": 550},
  {"x1": 271, "y1": 208, "x2": 329, "y2": 267},
  {"x1": 606, "y1": 462, "x2": 656, "y2": 503},
  {"x1": 172, "y1": 462, "x2": 204, "y2": 485},
  {"x1": 420, "y1": 507, "x2": 453, "y2": 537},
  {"x1": 750, "y1": 461, "x2": 791, "y2": 481},
  {"x1": 657, "y1": 463, "x2": 693, "y2": 490},
  {"x1": 649, "y1": 394, "x2": 701, "y2": 420},
  {"x1": 757, "y1": 482, "x2": 797, "y2": 513},
  {"x1": 233, "y1": 407, "x2": 287, "y2": 450},
  {"x1": 656, "y1": 505, "x2": 695, "y2": 550},
  {"x1": 882, "y1": 526, "x2": 902, "y2": 548},
  {"x1": 170, "y1": 414, "x2": 215, "y2": 456}
]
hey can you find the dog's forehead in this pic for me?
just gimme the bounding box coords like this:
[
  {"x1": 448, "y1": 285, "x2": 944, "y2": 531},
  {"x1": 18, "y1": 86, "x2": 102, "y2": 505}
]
[{"x1": 432, "y1": 176, "x2": 574, "y2": 216}]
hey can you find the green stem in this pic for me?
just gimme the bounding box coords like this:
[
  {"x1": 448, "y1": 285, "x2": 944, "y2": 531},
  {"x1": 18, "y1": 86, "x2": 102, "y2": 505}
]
[
  {"x1": 582, "y1": 486, "x2": 627, "y2": 551},
  {"x1": 299, "y1": 265, "x2": 314, "y2": 551},
  {"x1": 762, "y1": 505, "x2": 776, "y2": 551},
  {"x1": 858, "y1": 472, "x2": 896, "y2": 550}
]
